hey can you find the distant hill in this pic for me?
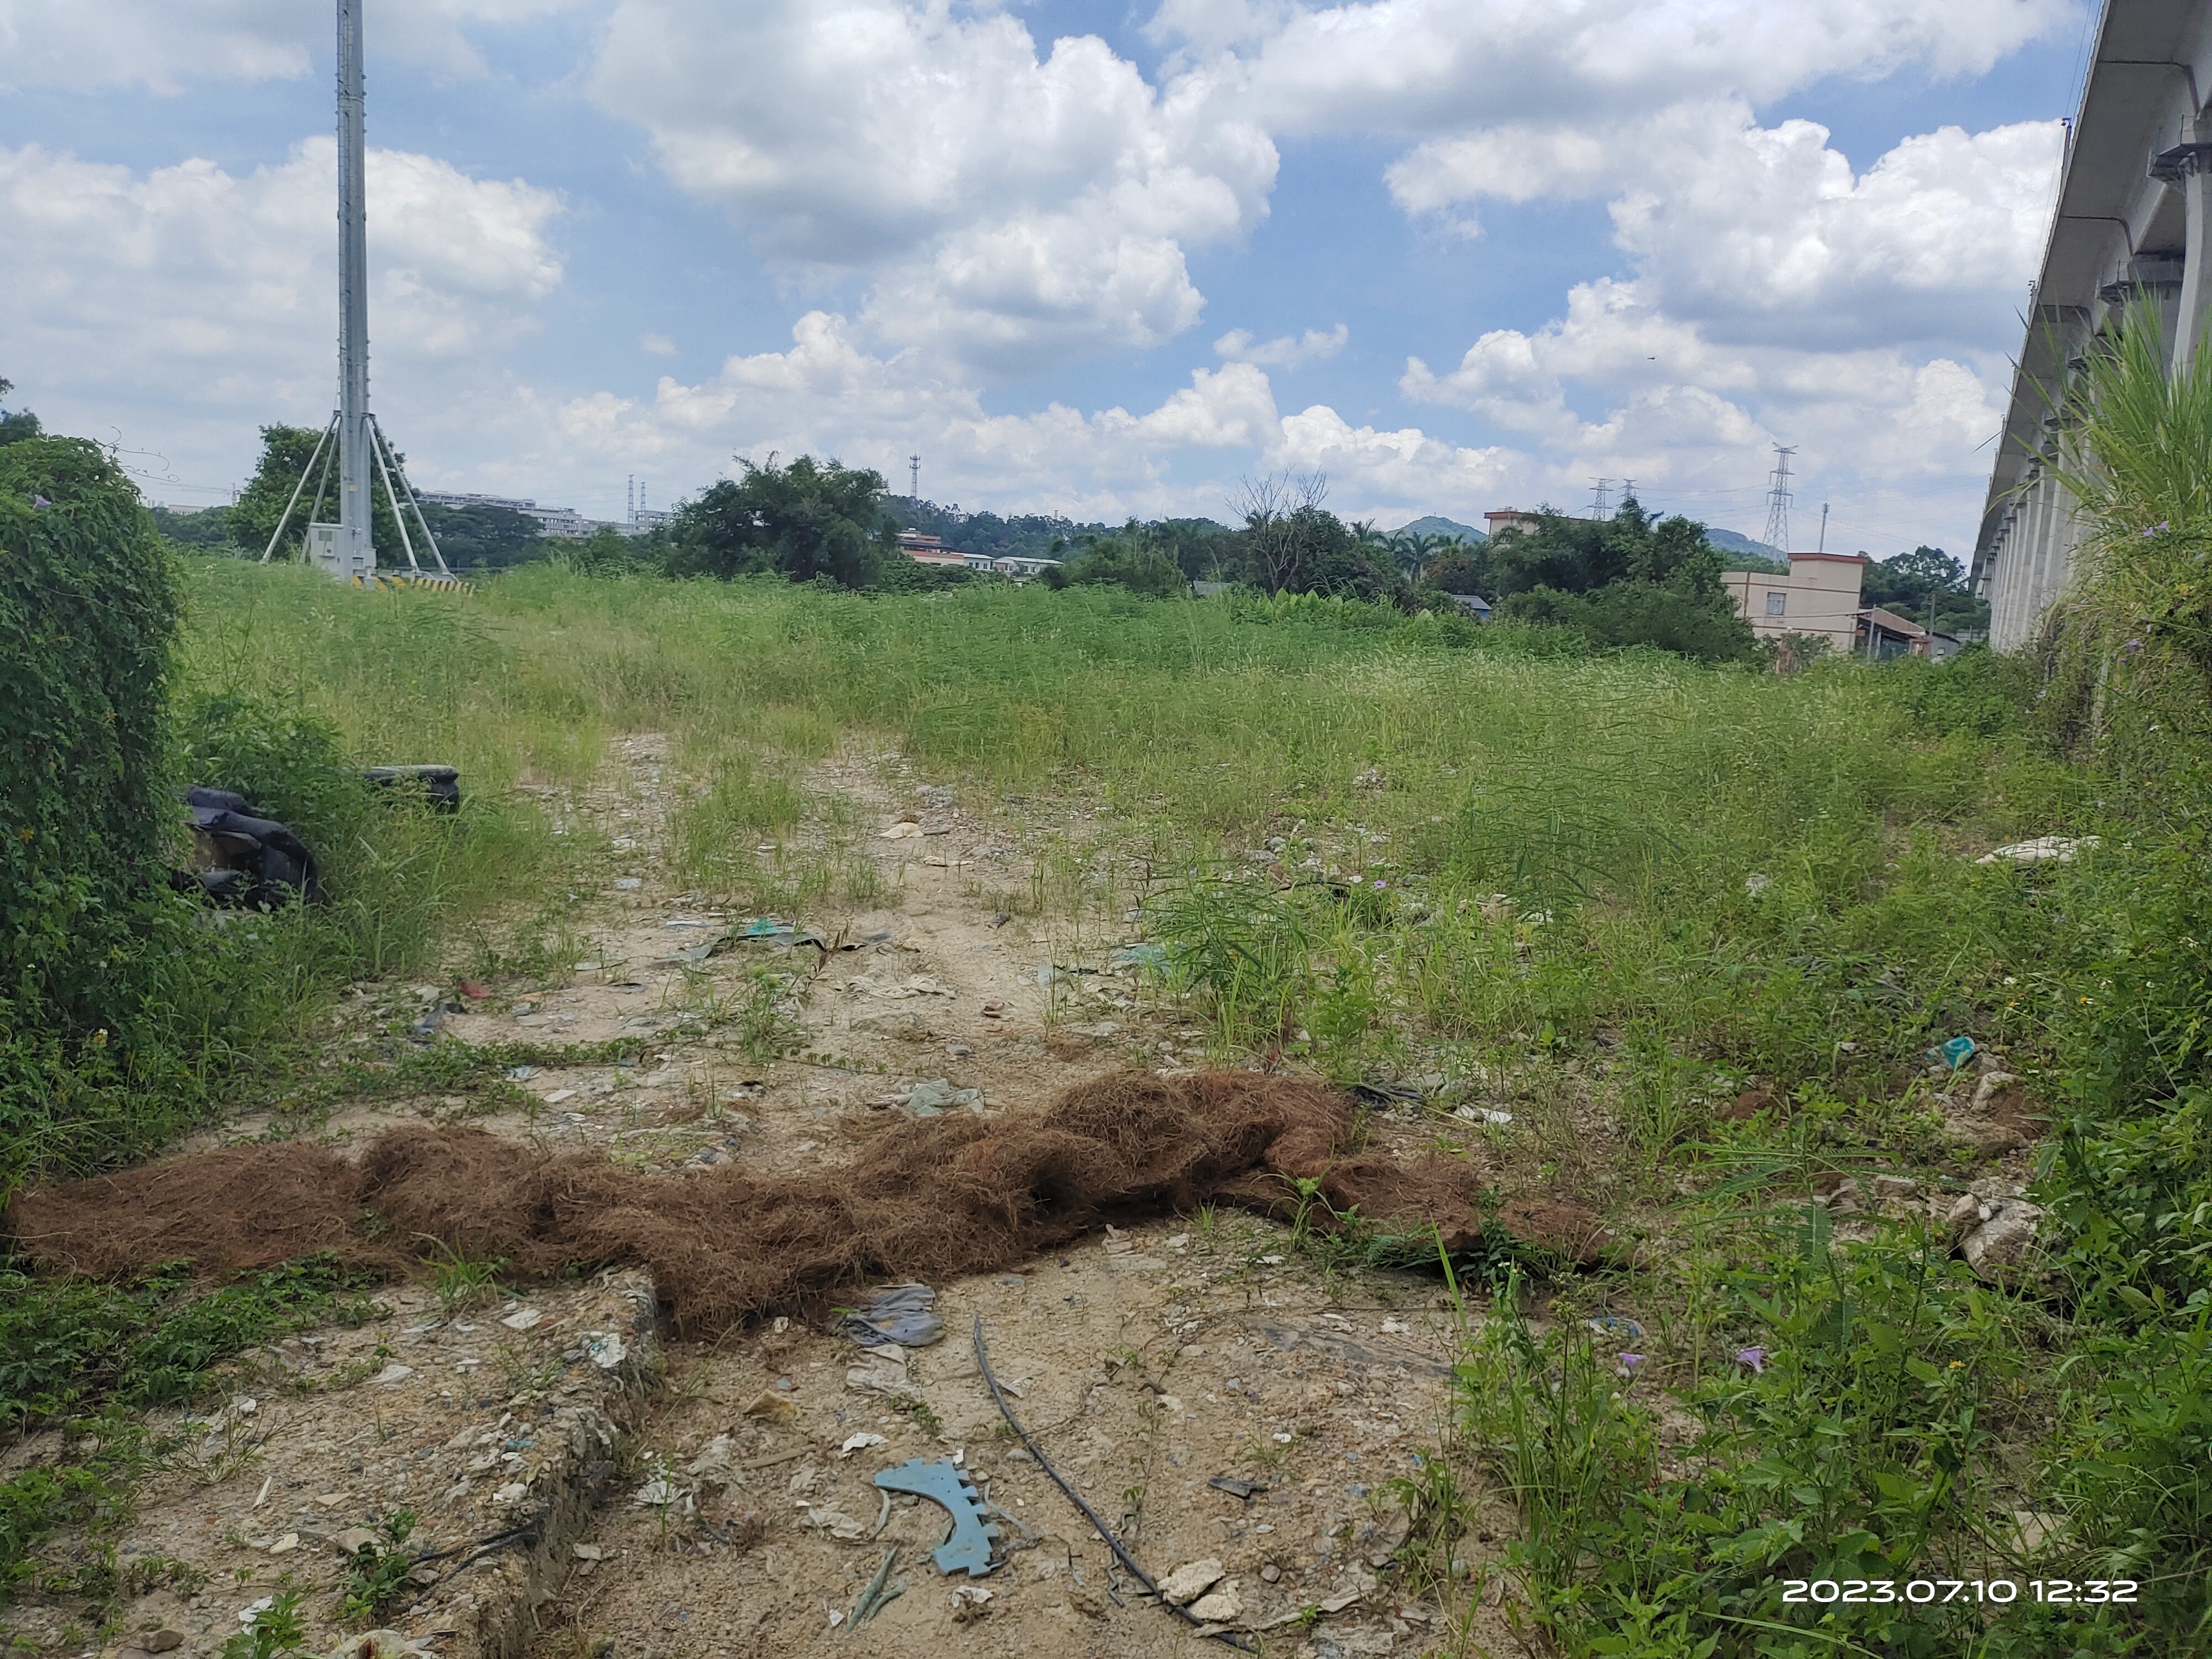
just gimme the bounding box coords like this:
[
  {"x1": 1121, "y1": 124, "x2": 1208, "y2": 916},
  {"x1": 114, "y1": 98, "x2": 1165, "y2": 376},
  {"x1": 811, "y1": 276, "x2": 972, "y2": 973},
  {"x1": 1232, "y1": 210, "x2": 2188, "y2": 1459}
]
[
  {"x1": 1389, "y1": 514, "x2": 1485, "y2": 544},
  {"x1": 1704, "y1": 526, "x2": 1788, "y2": 566}
]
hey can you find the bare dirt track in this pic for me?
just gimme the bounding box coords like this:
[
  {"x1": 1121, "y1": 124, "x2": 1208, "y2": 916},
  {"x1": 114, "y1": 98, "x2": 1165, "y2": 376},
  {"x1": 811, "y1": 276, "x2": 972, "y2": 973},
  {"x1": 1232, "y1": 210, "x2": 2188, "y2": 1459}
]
[{"x1": 3, "y1": 734, "x2": 1609, "y2": 1659}]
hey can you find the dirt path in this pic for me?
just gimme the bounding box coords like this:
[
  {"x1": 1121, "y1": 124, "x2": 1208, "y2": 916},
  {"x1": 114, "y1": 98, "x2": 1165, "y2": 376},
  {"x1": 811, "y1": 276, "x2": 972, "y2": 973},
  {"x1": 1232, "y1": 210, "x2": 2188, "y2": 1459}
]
[{"x1": 11, "y1": 735, "x2": 1538, "y2": 1659}]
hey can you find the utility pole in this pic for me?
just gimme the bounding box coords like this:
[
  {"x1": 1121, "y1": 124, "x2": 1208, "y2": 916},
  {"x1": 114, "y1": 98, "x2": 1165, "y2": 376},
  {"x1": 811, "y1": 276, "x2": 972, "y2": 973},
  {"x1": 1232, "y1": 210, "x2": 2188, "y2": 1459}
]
[
  {"x1": 333, "y1": 0, "x2": 373, "y2": 579},
  {"x1": 263, "y1": 0, "x2": 451, "y2": 582},
  {"x1": 1761, "y1": 445, "x2": 1795, "y2": 556}
]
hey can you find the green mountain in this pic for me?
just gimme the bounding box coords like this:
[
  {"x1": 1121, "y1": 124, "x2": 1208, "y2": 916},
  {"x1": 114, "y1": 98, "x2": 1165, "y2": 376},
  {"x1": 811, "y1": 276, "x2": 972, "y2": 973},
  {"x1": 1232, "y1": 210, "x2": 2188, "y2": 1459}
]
[
  {"x1": 1388, "y1": 514, "x2": 1485, "y2": 543},
  {"x1": 1704, "y1": 526, "x2": 1788, "y2": 565}
]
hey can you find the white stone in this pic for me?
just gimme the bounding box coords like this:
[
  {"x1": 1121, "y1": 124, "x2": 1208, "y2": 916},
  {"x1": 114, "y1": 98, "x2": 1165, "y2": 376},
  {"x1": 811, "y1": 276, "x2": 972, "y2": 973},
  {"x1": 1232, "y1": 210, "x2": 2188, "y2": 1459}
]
[
  {"x1": 1961, "y1": 1199, "x2": 2046, "y2": 1282},
  {"x1": 1157, "y1": 1558, "x2": 1225, "y2": 1605},
  {"x1": 1976, "y1": 835, "x2": 2099, "y2": 865},
  {"x1": 1188, "y1": 1582, "x2": 1243, "y2": 1623}
]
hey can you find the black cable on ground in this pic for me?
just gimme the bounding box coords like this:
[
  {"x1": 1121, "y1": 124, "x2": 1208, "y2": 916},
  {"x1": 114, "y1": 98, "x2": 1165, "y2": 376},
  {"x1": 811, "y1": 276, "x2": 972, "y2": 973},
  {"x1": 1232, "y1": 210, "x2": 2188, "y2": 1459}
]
[{"x1": 973, "y1": 1313, "x2": 1256, "y2": 1655}]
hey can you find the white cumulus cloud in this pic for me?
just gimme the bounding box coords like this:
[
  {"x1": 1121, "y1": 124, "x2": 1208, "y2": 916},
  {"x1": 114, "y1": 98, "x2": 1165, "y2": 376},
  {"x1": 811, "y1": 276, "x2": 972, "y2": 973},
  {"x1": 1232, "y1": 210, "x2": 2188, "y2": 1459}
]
[
  {"x1": 588, "y1": 0, "x2": 1277, "y2": 372},
  {"x1": 0, "y1": 138, "x2": 564, "y2": 493},
  {"x1": 0, "y1": 0, "x2": 595, "y2": 92},
  {"x1": 1215, "y1": 323, "x2": 1347, "y2": 367}
]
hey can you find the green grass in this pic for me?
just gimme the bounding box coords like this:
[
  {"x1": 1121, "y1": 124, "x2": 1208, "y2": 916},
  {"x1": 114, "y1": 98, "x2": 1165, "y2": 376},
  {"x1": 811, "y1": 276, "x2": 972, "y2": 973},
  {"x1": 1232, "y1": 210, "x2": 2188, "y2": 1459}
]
[
  {"x1": 8, "y1": 554, "x2": 2204, "y2": 1648},
  {"x1": 0, "y1": 1255, "x2": 384, "y2": 1590}
]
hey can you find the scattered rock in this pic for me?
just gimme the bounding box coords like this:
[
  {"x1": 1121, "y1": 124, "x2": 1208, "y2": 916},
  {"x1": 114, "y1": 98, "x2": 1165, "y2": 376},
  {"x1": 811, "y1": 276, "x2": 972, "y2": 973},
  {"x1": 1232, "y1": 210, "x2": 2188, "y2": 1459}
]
[
  {"x1": 1870, "y1": 1175, "x2": 1921, "y2": 1201},
  {"x1": 1188, "y1": 1581, "x2": 1243, "y2": 1623},
  {"x1": 572, "y1": 1543, "x2": 603, "y2": 1561},
  {"x1": 743, "y1": 1387, "x2": 801, "y2": 1421},
  {"x1": 1960, "y1": 1198, "x2": 2046, "y2": 1283},
  {"x1": 142, "y1": 1631, "x2": 183, "y2": 1652},
  {"x1": 371, "y1": 1363, "x2": 412, "y2": 1386},
  {"x1": 1823, "y1": 1178, "x2": 1865, "y2": 1214},
  {"x1": 267, "y1": 1533, "x2": 299, "y2": 1554},
  {"x1": 1260, "y1": 1563, "x2": 1282, "y2": 1584},
  {"x1": 2013, "y1": 1508, "x2": 2064, "y2": 1553},
  {"x1": 1940, "y1": 1112, "x2": 2029, "y2": 1156},
  {"x1": 500, "y1": 1307, "x2": 544, "y2": 1331},
  {"x1": 329, "y1": 1528, "x2": 379, "y2": 1556},
  {"x1": 1976, "y1": 835, "x2": 2098, "y2": 865},
  {"x1": 1158, "y1": 1558, "x2": 1227, "y2": 1605}
]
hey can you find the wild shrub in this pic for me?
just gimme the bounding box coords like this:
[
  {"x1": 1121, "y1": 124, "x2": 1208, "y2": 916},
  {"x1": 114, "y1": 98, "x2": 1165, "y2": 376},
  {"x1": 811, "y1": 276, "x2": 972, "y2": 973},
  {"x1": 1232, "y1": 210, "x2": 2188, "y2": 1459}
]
[{"x1": 0, "y1": 437, "x2": 178, "y2": 1041}]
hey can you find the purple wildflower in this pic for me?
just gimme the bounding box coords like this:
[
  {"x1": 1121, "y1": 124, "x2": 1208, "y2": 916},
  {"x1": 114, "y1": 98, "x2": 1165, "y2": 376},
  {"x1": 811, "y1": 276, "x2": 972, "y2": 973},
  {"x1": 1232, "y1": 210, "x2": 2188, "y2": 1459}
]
[
  {"x1": 32, "y1": 495, "x2": 50, "y2": 509},
  {"x1": 1618, "y1": 1353, "x2": 1645, "y2": 1374},
  {"x1": 2122, "y1": 638, "x2": 2143, "y2": 656},
  {"x1": 1736, "y1": 1346, "x2": 1767, "y2": 1374}
]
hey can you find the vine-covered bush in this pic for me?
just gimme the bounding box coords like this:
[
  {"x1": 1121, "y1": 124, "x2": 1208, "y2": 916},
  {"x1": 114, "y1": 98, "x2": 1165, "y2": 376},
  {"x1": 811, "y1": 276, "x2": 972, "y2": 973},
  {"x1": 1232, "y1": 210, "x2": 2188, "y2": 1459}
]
[{"x1": 0, "y1": 437, "x2": 178, "y2": 1040}]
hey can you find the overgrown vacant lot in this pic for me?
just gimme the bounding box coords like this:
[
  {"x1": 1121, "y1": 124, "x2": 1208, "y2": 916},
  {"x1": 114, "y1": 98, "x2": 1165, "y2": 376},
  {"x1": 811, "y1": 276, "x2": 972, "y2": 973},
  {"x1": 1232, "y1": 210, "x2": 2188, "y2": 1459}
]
[{"x1": 7, "y1": 558, "x2": 2208, "y2": 1658}]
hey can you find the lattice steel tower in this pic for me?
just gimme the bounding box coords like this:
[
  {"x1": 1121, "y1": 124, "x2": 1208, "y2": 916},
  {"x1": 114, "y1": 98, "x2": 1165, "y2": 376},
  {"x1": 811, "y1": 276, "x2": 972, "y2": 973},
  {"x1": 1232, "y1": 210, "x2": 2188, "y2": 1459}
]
[{"x1": 1761, "y1": 445, "x2": 1796, "y2": 556}]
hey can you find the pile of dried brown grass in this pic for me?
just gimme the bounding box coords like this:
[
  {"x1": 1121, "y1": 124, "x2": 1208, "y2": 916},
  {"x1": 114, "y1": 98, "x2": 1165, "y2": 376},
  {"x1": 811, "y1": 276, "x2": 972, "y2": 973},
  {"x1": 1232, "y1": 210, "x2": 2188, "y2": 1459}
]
[{"x1": 7, "y1": 1070, "x2": 1594, "y2": 1332}]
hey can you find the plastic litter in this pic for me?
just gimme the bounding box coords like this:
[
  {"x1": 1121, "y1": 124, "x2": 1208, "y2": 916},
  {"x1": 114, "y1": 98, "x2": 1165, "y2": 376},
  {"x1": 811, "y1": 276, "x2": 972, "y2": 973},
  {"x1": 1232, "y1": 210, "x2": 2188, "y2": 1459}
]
[
  {"x1": 1928, "y1": 1036, "x2": 1977, "y2": 1070},
  {"x1": 907, "y1": 1079, "x2": 983, "y2": 1117},
  {"x1": 655, "y1": 917, "x2": 827, "y2": 967},
  {"x1": 179, "y1": 786, "x2": 320, "y2": 908},
  {"x1": 840, "y1": 1284, "x2": 944, "y2": 1349},
  {"x1": 850, "y1": 1547, "x2": 902, "y2": 1625},
  {"x1": 1112, "y1": 943, "x2": 1171, "y2": 972},
  {"x1": 873, "y1": 1459, "x2": 1000, "y2": 1577}
]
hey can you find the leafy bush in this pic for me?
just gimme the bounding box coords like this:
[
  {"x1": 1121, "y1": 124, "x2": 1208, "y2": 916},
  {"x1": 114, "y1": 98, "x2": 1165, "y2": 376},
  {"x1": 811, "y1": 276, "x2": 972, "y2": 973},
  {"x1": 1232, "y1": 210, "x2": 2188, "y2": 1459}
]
[{"x1": 0, "y1": 437, "x2": 179, "y2": 1039}]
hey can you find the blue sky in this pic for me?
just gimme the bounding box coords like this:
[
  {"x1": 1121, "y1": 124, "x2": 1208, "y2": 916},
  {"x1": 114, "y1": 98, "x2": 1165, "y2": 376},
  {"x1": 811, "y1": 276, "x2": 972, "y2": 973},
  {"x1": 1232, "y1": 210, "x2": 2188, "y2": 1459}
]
[{"x1": 1, "y1": 1, "x2": 2088, "y2": 551}]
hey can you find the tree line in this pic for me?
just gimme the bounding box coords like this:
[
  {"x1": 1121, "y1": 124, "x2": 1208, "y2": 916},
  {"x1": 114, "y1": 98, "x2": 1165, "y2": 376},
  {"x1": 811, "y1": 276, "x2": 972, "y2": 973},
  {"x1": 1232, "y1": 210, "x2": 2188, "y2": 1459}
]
[{"x1": 150, "y1": 423, "x2": 1986, "y2": 666}]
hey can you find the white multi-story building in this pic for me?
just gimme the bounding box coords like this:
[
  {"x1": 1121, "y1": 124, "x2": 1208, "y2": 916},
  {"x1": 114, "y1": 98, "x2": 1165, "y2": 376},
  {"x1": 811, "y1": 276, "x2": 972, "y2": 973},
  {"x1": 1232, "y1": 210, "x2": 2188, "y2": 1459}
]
[
  {"x1": 414, "y1": 491, "x2": 603, "y2": 539},
  {"x1": 1971, "y1": 0, "x2": 2212, "y2": 649}
]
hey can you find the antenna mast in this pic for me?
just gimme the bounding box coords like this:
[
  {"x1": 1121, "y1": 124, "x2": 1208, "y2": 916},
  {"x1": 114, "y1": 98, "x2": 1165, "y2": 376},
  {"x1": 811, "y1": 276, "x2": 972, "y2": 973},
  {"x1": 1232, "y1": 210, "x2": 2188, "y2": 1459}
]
[
  {"x1": 909, "y1": 453, "x2": 921, "y2": 503},
  {"x1": 1761, "y1": 445, "x2": 1796, "y2": 556},
  {"x1": 333, "y1": 0, "x2": 373, "y2": 579},
  {"x1": 264, "y1": 0, "x2": 453, "y2": 582}
]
